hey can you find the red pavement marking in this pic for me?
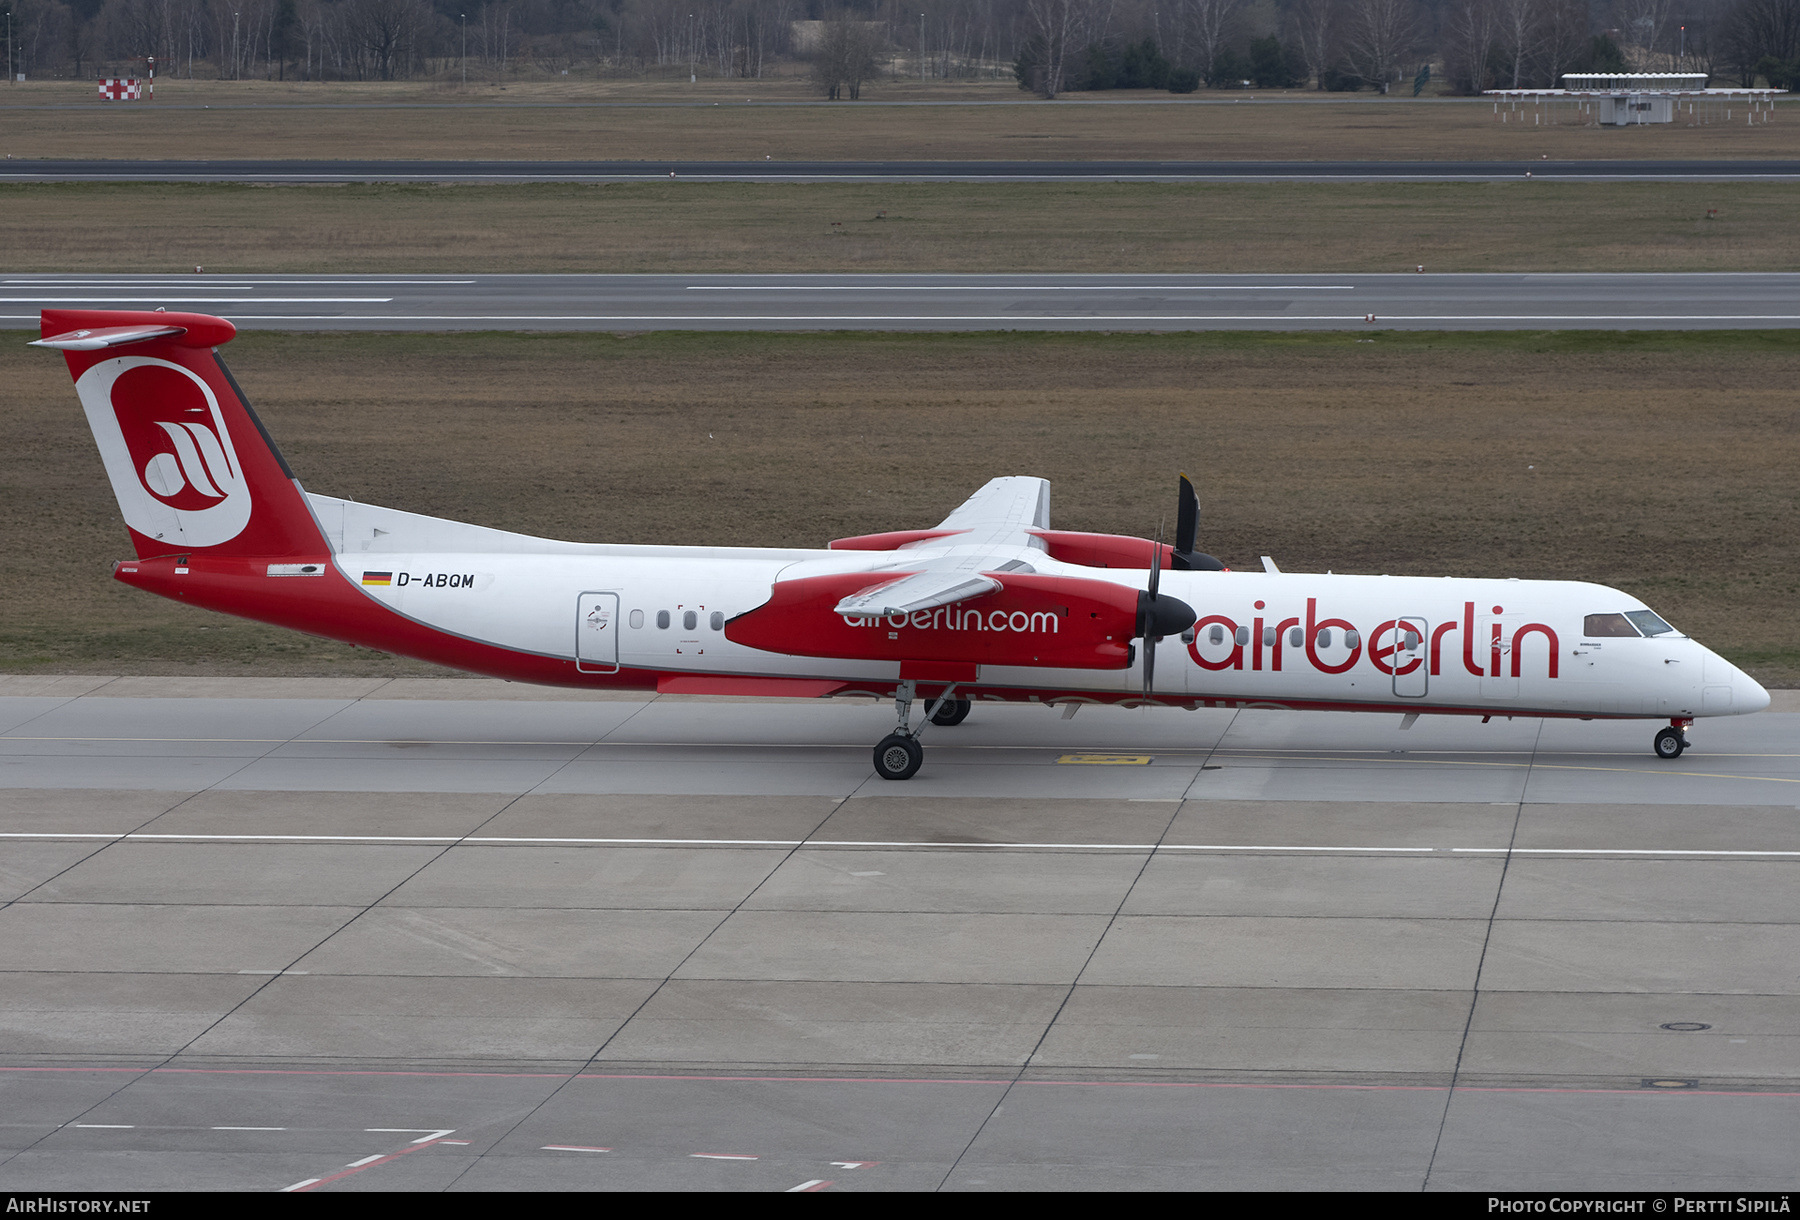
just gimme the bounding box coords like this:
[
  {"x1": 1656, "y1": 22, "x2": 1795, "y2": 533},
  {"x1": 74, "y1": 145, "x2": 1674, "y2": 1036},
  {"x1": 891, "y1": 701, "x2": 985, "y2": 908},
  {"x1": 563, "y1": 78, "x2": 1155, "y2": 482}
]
[
  {"x1": 4, "y1": 1065, "x2": 1797, "y2": 1099},
  {"x1": 283, "y1": 1137, "x2": 444, "y2": 1193}
]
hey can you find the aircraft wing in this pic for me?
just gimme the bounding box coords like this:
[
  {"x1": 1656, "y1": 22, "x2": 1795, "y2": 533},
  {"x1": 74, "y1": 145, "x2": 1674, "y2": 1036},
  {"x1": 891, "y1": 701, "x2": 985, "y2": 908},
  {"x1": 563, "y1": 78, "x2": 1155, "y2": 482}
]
[
  {"x1": 828, "y1": 477, "x2": 1052, "y2": 617},
  {"x1": 935, "y1": 476, "x2": 1052, "y2": 539},
  {"x1": 833, "y1": 570, "x2": 1003, "y2": 618}
]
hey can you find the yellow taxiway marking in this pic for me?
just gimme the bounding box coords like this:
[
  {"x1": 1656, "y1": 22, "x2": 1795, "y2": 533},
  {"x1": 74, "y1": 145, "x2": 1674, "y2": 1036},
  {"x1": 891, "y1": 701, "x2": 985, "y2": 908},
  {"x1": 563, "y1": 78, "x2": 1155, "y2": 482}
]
[{"x1": 1056, "y1": 753, "x2": 1153, "y2": 765}]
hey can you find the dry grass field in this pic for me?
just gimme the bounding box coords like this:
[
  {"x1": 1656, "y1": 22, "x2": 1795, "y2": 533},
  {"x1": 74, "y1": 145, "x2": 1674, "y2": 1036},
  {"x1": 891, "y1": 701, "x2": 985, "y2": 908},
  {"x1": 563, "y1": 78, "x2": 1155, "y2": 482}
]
[
  {"x1": 5, "y1": 180, "x2": 1797, "y2": 273},
  {"x1": 2, "y1": 329, "x2": 1794, "y2": 683},
  {"x1": 2, "y1": 77, "x2": 1795, "y2": 162}
]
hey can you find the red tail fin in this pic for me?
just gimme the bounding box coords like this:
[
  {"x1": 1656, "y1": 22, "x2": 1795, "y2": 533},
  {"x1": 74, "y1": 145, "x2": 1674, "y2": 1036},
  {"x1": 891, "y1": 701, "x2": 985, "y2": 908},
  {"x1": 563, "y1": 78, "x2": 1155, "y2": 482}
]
[{"x1": 36, "y1": 309, "x2": 326, "y2": 560}]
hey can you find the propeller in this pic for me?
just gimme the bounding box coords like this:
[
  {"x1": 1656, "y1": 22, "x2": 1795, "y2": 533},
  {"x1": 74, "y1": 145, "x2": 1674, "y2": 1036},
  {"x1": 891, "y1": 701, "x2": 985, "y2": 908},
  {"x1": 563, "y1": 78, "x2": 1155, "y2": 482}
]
[
  {"x1": 1137, "y1": 524, "x2": 1197, "y2": 700},
  {"x1": 1171, "y1": 473, "x2": 1226, "y2": 571}
]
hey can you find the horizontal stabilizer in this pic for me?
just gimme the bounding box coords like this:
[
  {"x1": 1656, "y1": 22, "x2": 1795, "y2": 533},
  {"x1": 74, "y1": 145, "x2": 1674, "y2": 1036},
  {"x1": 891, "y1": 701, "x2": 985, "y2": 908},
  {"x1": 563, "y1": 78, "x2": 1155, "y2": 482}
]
[
  {"x1": 833, "y1": 570, "x2": 1002, "y2": 618},
  {"x1": 31, "y1": 324, "x2": 190, "y2": 351}
]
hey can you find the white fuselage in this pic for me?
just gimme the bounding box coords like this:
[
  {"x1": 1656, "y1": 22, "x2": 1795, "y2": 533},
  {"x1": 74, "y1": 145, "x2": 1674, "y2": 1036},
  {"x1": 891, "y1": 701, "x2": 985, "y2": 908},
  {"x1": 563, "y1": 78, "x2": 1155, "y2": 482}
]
[{"x1": 315, "y1": 495, "x2": 1768, "y2": 720}]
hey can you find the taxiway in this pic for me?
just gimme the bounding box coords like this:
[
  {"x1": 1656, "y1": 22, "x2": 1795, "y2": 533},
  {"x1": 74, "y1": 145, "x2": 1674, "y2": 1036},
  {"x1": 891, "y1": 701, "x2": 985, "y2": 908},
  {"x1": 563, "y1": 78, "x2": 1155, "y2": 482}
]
[
  {"x1": 0, "y1": 677, "x2": 1795, "y2": 1191},
  {"x1": 6, "y1": 272, "x2": 1799, "y2": 331}
]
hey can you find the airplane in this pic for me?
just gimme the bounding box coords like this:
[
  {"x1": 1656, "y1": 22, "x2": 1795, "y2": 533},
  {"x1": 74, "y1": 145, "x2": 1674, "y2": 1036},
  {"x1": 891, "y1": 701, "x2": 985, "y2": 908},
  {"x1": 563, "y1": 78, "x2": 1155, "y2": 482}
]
[{"x1": 32, "y1": 308, "x2": 1771, "y2": 780}]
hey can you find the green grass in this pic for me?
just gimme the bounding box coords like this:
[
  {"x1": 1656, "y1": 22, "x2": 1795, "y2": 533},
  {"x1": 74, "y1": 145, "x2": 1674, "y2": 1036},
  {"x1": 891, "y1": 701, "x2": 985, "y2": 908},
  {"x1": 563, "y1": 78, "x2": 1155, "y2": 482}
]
[
  {"x1": 5, "y1": 179, "x2": 1799, "y2": 273},
  {"x1": 3, "y1": 327, "x2": 1794, "y2": 683}
]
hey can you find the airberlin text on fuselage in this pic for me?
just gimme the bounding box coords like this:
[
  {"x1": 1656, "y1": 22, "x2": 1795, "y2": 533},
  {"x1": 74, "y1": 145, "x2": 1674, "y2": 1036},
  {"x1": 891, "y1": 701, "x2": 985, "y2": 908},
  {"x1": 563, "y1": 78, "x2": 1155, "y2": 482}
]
[
  {"x1": 843, "y1": 608, "x2": 1062, "y2": 633},
  {"x1": 1188, "y1": 597, "x2": 1561, "y2": 680}
]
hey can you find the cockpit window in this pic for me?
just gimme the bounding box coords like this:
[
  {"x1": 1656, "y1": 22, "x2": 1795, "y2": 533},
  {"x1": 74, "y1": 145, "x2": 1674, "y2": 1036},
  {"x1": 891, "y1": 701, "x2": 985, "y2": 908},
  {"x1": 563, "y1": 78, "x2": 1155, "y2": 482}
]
[
  {"x1": 1623, "y1": 610, "x2": 1678, "y2": 637},
  {"x1": 1583, "y1": 613, "x2": 1639, "y2": 637}
]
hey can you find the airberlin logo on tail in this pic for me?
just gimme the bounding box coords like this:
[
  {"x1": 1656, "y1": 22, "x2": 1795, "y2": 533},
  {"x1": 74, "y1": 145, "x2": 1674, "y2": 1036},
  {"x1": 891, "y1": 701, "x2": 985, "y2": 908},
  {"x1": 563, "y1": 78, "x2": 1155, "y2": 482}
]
[
  {"x1": 75, "y1": 356, "x2": 253, "y2": 548},
  {"x1": 135, "y1": 419, "x2": 236, "y2": 509}
]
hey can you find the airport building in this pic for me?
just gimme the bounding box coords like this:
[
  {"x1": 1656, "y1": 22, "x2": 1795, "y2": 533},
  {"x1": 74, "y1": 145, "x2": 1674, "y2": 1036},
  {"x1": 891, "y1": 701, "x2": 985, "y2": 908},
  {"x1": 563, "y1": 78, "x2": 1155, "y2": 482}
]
[{"x1": 1487, "y1": 73, "x2": 1786, "y2": 126}]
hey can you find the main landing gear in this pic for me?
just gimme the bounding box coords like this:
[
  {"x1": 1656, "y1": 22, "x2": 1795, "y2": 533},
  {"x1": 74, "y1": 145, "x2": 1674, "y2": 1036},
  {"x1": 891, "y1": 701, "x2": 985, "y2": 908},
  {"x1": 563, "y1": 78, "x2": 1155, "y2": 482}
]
[
  {"x1": 927, "y1": 696, "x2": 972, "y2": 726},
  {"x1": 1654, "y1": 718, "x2": 1692, "y2": 760},
  {"x1": 873, "y1": 682, "x2": 968, "y2": 781}
]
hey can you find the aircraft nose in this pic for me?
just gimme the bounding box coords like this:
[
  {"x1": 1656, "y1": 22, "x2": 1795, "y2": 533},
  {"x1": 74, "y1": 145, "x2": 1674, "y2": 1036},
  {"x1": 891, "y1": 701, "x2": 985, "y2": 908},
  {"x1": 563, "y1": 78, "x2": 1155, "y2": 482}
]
[
  {"x1": 1736, "y1": 668, "x2": 1772, "y2": 714},
  {"x1": 1700, "y1": 646, "x2": 1771, "y2": 715}
]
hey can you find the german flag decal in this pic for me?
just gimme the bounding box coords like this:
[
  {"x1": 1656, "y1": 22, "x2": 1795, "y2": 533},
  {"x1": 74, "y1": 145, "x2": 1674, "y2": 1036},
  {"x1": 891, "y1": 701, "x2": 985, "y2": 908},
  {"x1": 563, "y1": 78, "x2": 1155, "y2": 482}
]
[{"x1": 361, "y1": 571, "x2": 393, "y2": 586}]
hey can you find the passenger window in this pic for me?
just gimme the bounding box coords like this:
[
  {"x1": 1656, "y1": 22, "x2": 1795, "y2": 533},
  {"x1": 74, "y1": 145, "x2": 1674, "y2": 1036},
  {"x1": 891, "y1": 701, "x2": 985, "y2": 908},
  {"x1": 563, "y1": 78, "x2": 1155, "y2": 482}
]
[
  {"x1": 629, "y1": 609, "x2": 644, "y2": 629},
  {"x1": 1316, "y1": 629, "x2": 1333, "y2": 648},
  {"x1": 710, "y1": 611, "x2": 724, "y2": 631},
  {"x1": 1263, "y1": 627, "x2": 1276, "y2": 647},
  {"x1": 1402, "y1": 630, "x2": 1420, "y2": 650},
  {"x1": 1624, "y1": 610, "x2": 1677, "y2": 637},
  {"x1": 656, "y1": 610, "x2": 670, "y2": 629},
  {"x1": 1234, "y1": 626, "x2": 1250, "y2": 646},
  {"x1": 683, "y1": 610, "x2": 697, "y2": 631},
  {"x1": 1288, "y1": 627, "x2": 1303, "y2": 648},
  {"x1": 1583, "y1": 613, "x2": 1639, "y2": 637},
  {"x1": 1208, "y1": 625, "x2": 1224, "y2": 645}
]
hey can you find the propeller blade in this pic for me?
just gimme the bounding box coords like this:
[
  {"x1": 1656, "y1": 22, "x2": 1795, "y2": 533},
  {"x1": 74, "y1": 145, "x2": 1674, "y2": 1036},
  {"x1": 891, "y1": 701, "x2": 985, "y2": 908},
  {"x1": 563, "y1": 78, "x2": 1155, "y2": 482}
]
[
  {"x1": 1171, "y1": 471, "x2": 1227, "y2": 571},
  {"x1": 1176, "y1": 473, "x2": 1199, "y2": 556},
  {"x1": 1148, "y1": 521, "x2": 1162, "y2": 599},
  {"x1": 1143, "y1": 523, "x2": 1165, "y2": 699}
]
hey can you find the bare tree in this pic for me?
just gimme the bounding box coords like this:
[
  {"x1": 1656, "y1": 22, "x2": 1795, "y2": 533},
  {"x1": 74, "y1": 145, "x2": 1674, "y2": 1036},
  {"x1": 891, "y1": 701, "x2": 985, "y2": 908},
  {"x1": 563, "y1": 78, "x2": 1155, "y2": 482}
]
[
  {"x1": 1344, "y1": 0, "x2": 1419, "y2": 90},
  {"x1": 342, "y1": 0, "x2": 430, "y2": 79},
  {"x1": 810, "y1": 12, "x2": 880, "y2": 99},
  {"x1": 1538, "y1": 0, "x2": 1588, "y2": 81},
  {"x1": 1495, "y1": 0, "x2": 1536, "y2": 85},
  {"x1": 1618, "y1": 0, "x2": 1674, "y2": 66},
  {"x1": 1287, "y1": 0, "x2": 1337, "y2": 89},
  {"x1": 1444, "y1": 0, "x2": 1497, "y2": 91},
  {"x1": 1725, "y1": 0, "x2": 1800, "y2": 73},
  {"x1": 1180, "y1": 0, "x2": 1238, "y2": 83},
  {"x1": 1020, "y1": 0, "x2": 1093, "y2": 97}
]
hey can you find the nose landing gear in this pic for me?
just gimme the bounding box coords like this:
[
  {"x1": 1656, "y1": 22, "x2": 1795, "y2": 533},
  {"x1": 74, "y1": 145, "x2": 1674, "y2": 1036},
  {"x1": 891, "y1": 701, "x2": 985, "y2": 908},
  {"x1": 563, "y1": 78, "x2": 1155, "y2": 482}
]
[{"x1": 1654, "y1": 719, "x2": 1692, "y2": 760}]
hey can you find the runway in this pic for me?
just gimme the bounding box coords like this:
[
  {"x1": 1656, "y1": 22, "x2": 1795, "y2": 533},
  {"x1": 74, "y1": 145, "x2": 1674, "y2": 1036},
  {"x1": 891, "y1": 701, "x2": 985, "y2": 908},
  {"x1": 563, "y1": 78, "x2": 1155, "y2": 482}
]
[
  {"x1": 8, "y1": 273, "x2": 1800, "y2": 332},
  {"x1": 0, "y1": 675, "x2": 1796, "y2": 1191},
  {"x1": 5, "y1": 158, "x2": 1800, "y2": 183}
]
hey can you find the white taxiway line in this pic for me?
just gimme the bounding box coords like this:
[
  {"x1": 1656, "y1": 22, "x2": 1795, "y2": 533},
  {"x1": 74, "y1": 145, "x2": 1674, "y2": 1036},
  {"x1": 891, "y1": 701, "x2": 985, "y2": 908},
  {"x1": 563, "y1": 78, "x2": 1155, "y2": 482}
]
[
  {"x1": 6, "y1": 279, "x2": 477, "y2": 286},
  {"x1": 683, "y1": 284, "x2": 1360, "y2": 291},
  {"x1": 3, "y1": 297, "x2": 396, "y2": 304},
  {"x1": 5, "y1": 830, "x2": 1796, "y2": 856},
  {"x1": 76, "y1": 313, "x2": 1800, "y2": 325}
]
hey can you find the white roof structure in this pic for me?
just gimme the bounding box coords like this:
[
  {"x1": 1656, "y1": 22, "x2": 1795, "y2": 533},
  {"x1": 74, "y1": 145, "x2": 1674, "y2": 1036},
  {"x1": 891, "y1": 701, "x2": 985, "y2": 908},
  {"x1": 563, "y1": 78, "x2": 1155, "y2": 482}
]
[
  {"x1": 1486, "y1": 73, "x2": 1784, "y2": 98},
  {"x1": 1561, "y1": 73, "x2": 1709, "y2": 91}
]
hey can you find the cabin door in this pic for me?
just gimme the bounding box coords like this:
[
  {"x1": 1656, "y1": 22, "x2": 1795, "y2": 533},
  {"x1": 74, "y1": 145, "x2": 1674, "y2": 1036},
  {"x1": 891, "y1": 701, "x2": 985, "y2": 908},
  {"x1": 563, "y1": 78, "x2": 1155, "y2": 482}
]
[
  {"x1": 1392, "y1": 616, "x2": 1429, "y2": 698},
  {"x1": 576, "y1": 592, "x2": 620, "y2": 674}
]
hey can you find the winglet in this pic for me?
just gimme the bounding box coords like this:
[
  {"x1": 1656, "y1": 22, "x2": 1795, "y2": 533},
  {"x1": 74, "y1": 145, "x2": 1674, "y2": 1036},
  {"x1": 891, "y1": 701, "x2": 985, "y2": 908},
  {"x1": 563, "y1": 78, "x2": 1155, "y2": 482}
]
[{"x1": 1261, "y1": 556, "x2": 1281, "y2": 574}]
